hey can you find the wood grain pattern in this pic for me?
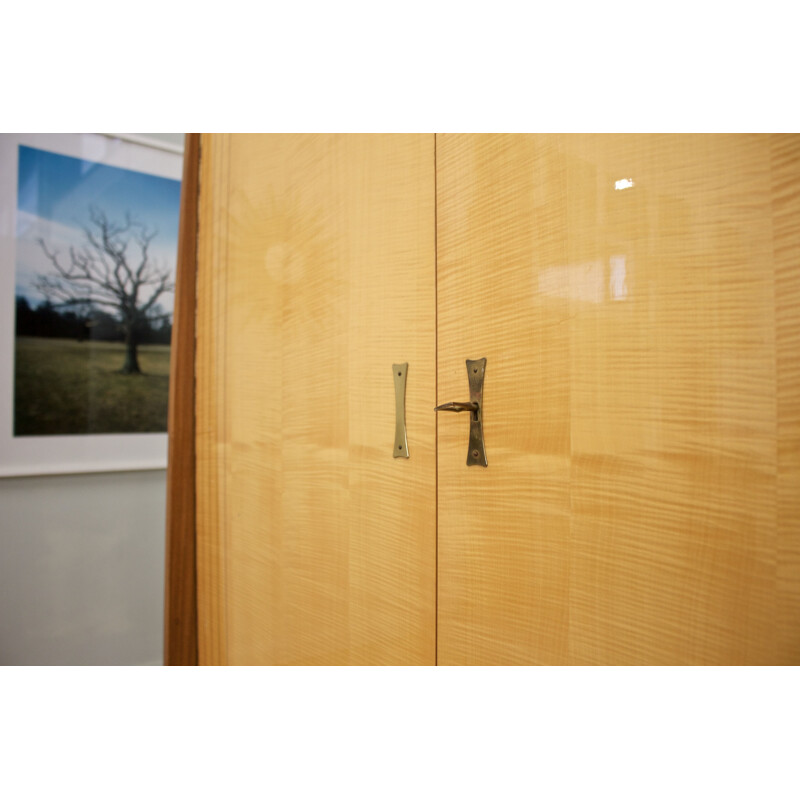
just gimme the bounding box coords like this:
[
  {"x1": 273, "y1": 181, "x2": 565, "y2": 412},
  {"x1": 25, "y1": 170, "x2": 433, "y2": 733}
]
[
  {"x1": 773, "y1": 134, "x2": 800, "y2": 664},
  {"x1": 195, "y1": 134, "x2": 437, "y2": 664},
  {"x1": 436, "y1": 133, "x2": 800, "y2": 664},
  {"x1": 194, "y1": 133, "x2": 799, "y2": 665},
  {"x1": 164, "y1": 133, "x2": 200, "y2": 666},
  {"x1": 436, "y1": 135, "x2": 572, "y2": 664},
  {"x1": 195, "y1": 132, "x2": 231, "y2": 665}
]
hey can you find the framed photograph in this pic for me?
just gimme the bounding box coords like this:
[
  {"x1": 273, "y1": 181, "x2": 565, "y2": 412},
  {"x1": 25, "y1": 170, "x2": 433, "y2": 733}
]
[{"x1": 0, "y1": 133, "x2": 183, "y2": 476}]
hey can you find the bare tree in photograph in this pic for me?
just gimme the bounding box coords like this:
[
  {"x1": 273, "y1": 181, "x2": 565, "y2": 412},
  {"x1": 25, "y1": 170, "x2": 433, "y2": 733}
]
[{"x1": 35, "y1": 207, "x2": 174, "y2": 374}]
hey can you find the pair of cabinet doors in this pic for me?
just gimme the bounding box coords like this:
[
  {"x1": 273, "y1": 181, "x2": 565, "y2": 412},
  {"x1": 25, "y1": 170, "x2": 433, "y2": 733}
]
[{"x1": 192, "y1": 133, "x2": 799, "y2": 665}]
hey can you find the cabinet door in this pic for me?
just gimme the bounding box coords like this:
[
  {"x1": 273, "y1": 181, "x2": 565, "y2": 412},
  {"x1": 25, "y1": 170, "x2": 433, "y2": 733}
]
[
  {"x1": 436, "y1": 134, "x2": 800, "y2": 664},
  {"x1": 196, "y1": 134, "x2": 437, "y2": 664}
]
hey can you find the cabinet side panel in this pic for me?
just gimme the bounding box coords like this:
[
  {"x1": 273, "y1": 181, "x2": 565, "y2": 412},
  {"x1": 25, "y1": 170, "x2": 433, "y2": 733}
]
[{"x1": 164, "y1": 133, "x2": 200, "y2": 666}]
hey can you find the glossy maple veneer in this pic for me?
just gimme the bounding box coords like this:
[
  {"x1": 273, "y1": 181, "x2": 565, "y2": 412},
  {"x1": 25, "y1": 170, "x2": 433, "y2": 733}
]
[
  {"x1": 195, "y1": 134, "x2": 437, "y2": 665},
  {"x1": 191, "y1": 133, "x2": 799, "y2": 665},
  {"x1": 436, "y1": 134, "x2": 800, "y2": 664}
]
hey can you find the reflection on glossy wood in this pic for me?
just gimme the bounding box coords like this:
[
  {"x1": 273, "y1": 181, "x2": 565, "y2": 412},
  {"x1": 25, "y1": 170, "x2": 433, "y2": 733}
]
[
  {"x1": 437, "y1": 133, "x2": 800, "y2": 664},
  {"x1": 196, "y1": 134, "x2": 436, "y2": 664}
]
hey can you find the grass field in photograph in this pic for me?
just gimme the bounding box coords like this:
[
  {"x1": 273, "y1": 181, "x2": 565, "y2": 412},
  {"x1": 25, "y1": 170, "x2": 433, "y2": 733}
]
[{"x1": 14, "y1": 336, "x2": 170, "y2": 436}]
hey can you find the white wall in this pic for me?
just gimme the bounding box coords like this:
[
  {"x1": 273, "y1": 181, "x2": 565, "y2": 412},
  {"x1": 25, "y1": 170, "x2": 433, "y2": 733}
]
[
  {"x1": 0, "y1": 133, "x2": 180, "y2": 666},
  {"x1": 0, "y1": 469, "x2": 166, "y2": 665}
]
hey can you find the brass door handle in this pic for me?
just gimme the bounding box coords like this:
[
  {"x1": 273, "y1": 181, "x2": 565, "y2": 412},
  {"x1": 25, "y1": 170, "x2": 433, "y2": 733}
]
[
  {"x1": 434, "y1": 401, "x2": 479, "y2": 416},
  {"x1": 435, "y1": 358, "x2": 487, "y2": 467}
]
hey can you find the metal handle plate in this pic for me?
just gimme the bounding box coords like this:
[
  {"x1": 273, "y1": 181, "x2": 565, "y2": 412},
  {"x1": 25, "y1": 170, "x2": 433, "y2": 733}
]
[
  {"x1": 435, "y1": 358, "x2": 487, "y2": 467},
  {"x1": 393, "y1": 363, "x2": 409, "y2": 458}
]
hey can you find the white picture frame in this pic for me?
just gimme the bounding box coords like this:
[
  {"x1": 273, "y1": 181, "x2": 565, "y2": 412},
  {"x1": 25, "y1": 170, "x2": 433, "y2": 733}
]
[{"x1": 0, "y1": 132, "x2": 183, "y2": 476}]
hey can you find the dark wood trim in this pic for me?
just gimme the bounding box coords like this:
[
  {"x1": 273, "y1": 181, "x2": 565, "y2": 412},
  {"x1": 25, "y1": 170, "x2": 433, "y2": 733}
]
[{"x1": 164, "y1": 133, "x2": 201, "y2": 665}]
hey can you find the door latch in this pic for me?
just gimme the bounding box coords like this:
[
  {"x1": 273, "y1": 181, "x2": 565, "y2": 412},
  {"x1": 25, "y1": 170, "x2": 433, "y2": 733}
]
[{"x1": 435, "y1": 358, "x2": 487, "y2": 467}]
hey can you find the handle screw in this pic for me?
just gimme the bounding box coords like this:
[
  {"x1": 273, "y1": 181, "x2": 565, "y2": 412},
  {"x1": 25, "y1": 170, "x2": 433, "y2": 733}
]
[{"x1": 472, "y1": 449, "x2": 479, "y2": 459}]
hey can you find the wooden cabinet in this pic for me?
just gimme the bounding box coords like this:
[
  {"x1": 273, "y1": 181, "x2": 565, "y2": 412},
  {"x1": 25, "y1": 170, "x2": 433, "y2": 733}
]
[{"x1": 178, "y1": 133, "x2": 800, "y2": 665}]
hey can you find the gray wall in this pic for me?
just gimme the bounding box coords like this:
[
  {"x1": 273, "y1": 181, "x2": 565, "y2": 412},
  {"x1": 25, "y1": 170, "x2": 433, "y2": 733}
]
[{"x1": 0, "y1": 469, "x2": 166, "y2": 665}]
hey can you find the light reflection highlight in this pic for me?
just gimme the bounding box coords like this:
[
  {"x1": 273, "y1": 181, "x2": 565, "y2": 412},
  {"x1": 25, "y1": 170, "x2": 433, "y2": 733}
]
[
  {"x1": 538, "y1": 260, "x2": 604, "y2": 303},
  {"x1": 609, "y1": 254, "x2": 628, "y2": 300},
  {"x1": 537, "y1": 256, "x2": 629, "y2": 303}
]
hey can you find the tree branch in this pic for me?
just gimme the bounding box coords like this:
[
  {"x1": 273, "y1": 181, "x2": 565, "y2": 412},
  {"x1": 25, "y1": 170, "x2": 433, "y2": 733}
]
[{"x1": 34, "y1": 208, "x2": 174, "y2": 331}]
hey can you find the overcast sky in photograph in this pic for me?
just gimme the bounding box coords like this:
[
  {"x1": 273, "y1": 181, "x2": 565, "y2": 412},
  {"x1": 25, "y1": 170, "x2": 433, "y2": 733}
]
[{"x1": 14, "y1": 145, "x2": 181, "y2": 315}]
